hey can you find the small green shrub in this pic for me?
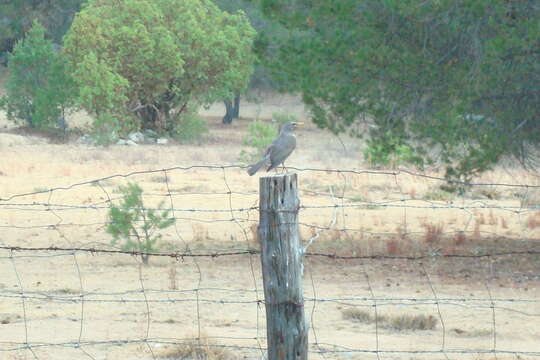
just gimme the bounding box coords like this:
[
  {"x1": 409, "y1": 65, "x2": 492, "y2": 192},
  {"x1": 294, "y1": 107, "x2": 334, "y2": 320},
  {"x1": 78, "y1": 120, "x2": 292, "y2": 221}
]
[
  {"x1": 90, "y1": 113, "x2": 121, "y2": 146},
  {"x1": 272, "y1": 111, "x2": 298, "y2": 127},
  {"x1": 0, "y1": 21, "x2": 76, "y2": 129},
  {"x1": 240, "y1": 119, "x2": 278, "y2": 162},
  {"x1": 364, "y1": 136, "x2": 422, "y2": 169},
  {"x1": 107, "y1": 183, "x2": 175, "y2": 265},
  {"x1": 172, "y1": 112, "x2": 208, "y2": 144}
]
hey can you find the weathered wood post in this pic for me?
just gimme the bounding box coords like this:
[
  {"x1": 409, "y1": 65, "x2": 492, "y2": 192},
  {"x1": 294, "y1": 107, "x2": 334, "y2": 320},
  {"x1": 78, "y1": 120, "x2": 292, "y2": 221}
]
[{"x1": 259, "y1": 173, "x2": 308, "y2": 360}]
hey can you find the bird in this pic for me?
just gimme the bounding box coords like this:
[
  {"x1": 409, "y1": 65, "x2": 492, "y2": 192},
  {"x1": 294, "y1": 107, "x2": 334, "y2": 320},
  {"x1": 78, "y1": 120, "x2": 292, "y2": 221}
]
[{"x1": 247, "y1": 122, "x2": 303, "y2": 176}]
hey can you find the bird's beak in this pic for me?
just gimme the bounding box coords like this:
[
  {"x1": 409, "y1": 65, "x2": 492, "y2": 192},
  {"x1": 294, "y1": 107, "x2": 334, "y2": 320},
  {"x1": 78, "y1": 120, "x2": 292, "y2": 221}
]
[{"x1": 294, "y1": 122, "x2": 304, "y2": 126}]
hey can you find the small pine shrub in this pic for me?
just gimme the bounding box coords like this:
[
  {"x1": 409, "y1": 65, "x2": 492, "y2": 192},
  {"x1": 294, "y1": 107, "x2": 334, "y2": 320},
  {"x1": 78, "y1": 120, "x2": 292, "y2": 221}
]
[
  {"x1": 90, "y1": 113, "x2": 121, "y2": 145},
  {"x1": 240, "y1": 119, "x2": 278, "y2": 162},
  {"x1": 0, "y1": 21, "x2": 76, "y2": 129},
  {"x1": 107, "y1": 183, "x2": 175, "y2": 265}
]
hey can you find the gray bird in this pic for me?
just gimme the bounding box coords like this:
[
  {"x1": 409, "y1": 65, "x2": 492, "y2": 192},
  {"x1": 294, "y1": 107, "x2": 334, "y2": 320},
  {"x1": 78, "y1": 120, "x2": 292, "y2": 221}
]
[{"x1": 247, "y1": 122, "x2": 304, "y2": 176}]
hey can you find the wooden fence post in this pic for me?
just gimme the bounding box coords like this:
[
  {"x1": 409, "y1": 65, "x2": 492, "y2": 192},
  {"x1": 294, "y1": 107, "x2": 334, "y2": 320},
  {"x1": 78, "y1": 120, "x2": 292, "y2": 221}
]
[{"x1": 259, "y1": 173, "x2": 308, "y2": 360}]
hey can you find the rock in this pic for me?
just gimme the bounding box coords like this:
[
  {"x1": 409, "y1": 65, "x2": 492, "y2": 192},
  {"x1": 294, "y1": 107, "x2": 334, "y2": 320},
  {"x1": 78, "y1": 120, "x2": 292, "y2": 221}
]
[
  {"x1": 143, "y1": 129, "x2": 158, "y2": 139},
  {"x1": 77, "y1": 135, "x2": 96, "y2": 145},
  {"x1": 156, "y1": 138, "x2": 168, "y2": 145},
  {"x1": 117, "y1": 139, "x2": 138, "y2": 146},
  {"x1": 129, "y1": 131, "x2": 145, "y2": 143}
]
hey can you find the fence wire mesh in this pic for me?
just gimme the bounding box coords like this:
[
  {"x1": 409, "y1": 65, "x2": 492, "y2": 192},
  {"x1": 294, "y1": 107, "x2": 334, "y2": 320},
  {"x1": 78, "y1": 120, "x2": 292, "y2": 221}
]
[{"x1": 1, "y1": 165, "x2": 539, "y2": 360}]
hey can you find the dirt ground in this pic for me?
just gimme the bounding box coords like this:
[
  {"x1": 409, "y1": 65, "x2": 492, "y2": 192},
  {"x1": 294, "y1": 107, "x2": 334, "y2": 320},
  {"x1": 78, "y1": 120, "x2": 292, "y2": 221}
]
[{"x1": 1, "y1": 96, "x2": 539, "y2": 360}]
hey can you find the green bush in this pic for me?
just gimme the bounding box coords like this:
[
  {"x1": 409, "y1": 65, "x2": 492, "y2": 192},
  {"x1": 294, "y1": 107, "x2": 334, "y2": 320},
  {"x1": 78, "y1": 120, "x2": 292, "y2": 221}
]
[
  {"x1": 172, "y1": 112, "x2": 208, "y2": 144},
  {"x1": 240, "y1": 119, "x2": 278, "y2": 162},
  {"x1": 89, "y1": 113, "x2": 121, "y2": 146},
  {"x1": 107, "y1": 183, "x2": 175, "y2": 265},
  {"x1": 0, "y1": 21, "x2": 75, "y2": 129}
]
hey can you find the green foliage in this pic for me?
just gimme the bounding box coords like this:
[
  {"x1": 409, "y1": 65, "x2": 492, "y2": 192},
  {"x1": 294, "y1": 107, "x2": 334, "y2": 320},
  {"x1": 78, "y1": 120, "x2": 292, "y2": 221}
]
[
  {"x1": 272, "y1": 112, "x2": 297, "y2": 127},
  {"x1": 363, "y1": 135, "x2": 423, "y2": 169},
  {"x1": 63, "y1": 0, "x2": 256, "y2": 134},
  {"x1": 240, "y1": 119, "x2": 278, "y2": 162},
  {"x1": 172, "y1": 112, "x2": 209, "y2": 144},
  {"x1": 261, "y1": 0, "x2": 540, "y2": 182},
  {"x1": 0, "y1": 21, "x2": 76, "y2": 129},
  {"x1": 213, "y1": 0, "x2": 290, "y2": 93},
  {"x1": 0, "y1": 0, "x2": 86, "y2": 64},
  {"x1": 106, "y1": 183, "x2": 175, "y2": 265},
  {"x1": 89, "y1": 113, "x2": 122, "y2": 146}
]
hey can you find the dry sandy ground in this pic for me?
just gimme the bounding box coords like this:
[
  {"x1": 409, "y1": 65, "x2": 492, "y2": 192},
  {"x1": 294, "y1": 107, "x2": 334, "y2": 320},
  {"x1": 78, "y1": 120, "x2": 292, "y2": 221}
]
[{"x1": 0, "y1": 97, "x2": 539, "y2": 360}]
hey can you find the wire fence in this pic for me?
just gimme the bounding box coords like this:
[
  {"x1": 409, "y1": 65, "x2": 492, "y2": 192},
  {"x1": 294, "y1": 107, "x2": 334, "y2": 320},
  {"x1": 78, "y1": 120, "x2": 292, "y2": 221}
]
[{"x1": 1, "y1": 164, "x2": 539, "y2": 360}]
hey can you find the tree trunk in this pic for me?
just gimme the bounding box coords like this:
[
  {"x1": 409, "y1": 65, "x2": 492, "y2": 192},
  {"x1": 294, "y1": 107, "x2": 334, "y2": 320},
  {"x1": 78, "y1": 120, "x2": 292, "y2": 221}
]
[
  {"x1": 233, "y1": 93, "x2": 240, "y2": 118},
  {"x1": 222, "y1": 99, "x2": 234, "y2": 124},
  {"x1": 222, "y1": 93, "x2": 240, "y2": 124}
]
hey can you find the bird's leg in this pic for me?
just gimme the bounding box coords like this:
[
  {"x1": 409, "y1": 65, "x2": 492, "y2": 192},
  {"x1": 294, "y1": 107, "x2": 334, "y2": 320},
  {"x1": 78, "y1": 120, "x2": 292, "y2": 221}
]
[{"x1": 282, "y1": 162, "x2": 287, "y2": 173}]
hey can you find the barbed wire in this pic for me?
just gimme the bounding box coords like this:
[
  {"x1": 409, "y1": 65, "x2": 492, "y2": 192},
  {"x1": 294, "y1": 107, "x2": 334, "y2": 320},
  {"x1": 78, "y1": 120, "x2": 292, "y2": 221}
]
[{"x1": 1, "y1": 164, "x2": 539, "y2": 359}]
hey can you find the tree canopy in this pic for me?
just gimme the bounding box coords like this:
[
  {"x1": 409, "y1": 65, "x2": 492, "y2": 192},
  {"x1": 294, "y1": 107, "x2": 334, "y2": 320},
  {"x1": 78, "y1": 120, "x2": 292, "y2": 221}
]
[
  {"x1": 0, "y1": 0, "x2": 85, "y2": 64},
  {"x1": 260, "y1": 0, "x2": 540, "y2": 181},
  {"x1": 63, "y1": 0, "x2": 256, "y2": 133}
]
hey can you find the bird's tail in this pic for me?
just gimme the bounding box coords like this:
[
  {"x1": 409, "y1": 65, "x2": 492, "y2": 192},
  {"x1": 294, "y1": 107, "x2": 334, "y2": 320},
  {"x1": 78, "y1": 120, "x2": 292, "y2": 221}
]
[{"x1": 247, "y1": 157, "x2": 267, "y2": 176}]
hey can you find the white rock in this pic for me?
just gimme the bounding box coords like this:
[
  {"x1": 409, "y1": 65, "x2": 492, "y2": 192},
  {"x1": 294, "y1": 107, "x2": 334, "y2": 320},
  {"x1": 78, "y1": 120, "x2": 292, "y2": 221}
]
[
  {"x1": 156, "y1": 138, "x2": 168, "y2": 145},
  {"x1": 129, "y1": 131, "x2": 145, "y2": 143},
  {"x1": 77, "y1": 135, "x2": 96, "y2": 145}
]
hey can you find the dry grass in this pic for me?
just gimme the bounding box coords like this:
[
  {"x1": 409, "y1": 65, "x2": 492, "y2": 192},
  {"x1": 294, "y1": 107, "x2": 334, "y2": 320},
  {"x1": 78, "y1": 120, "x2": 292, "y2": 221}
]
[
  {"x1": 0, "y1": 314, "x2": 21, "y2": 325},
  {"x1": 454, "y1": 231, "x2": 467, "y2": 246},
  {"x1": 168, "y1": 264, "x2": 178, "y2": 290},
  {"x1": 423, "y1": 188, "x2": 455, "y2": 201},
  {"x1": 342, "y1": 308, "x2": 437, "y2": 332},
  {"x1": 518, "y1": 188, "x2": 540, "y2": 208},
  {"x1": 151, "y1": 175, "x2": 169, "y2": 184},
  {"x1": 421, "y1": 221, "x2": 444, "y2": 244},
  {"x1": 526, "y1": 211, "x2": 540, "y2": 229},
  {"x1": 309, "y1": 231, "x2": 364, "y2": 256},
  {"x1": 157, "y1": 336, "x2": 238, "y2": 360},
  {"x1": 488, "y1": 210, "x2": 498, "y2": 225},
  {"x1": 341, "y1": 308, "x2": 374, "y2": 323},
  {"x1": 384, "y1": 314, "x2": 437, "y2": 331},
  {"x1": 451, "y1": 328, "x2": 492, "y2": 338},
  {"x1": 386, "y1": 238, "x2": 400, "y2": 255},
  {"x1": 470, "y1": 187, "x2": 502, "y2": 200},
  {"x1": 473, "y1": 220, "x2": 481, "y2": 238},
  {"x1": 476, "y1": 212, "x2": 486, "y2": 225},
  {"x1": 192, "y1": 224, "x2": 210, "y2": 242}
]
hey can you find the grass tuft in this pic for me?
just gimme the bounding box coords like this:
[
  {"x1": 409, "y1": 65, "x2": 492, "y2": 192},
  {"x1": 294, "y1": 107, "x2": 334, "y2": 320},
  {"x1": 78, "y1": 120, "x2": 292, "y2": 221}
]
[
  {"x1": 342, "y1": 308, "x2": 437, "y2": 332},
  {"x1": 157, "y1": 336, "x2": 237, "y2": 360},
  {"x1": 342, "y1": 308, "x2": 373, "y2": 323},
  {"x1": 384, "y1": 314, "x2": 437, "y2": 331}
]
